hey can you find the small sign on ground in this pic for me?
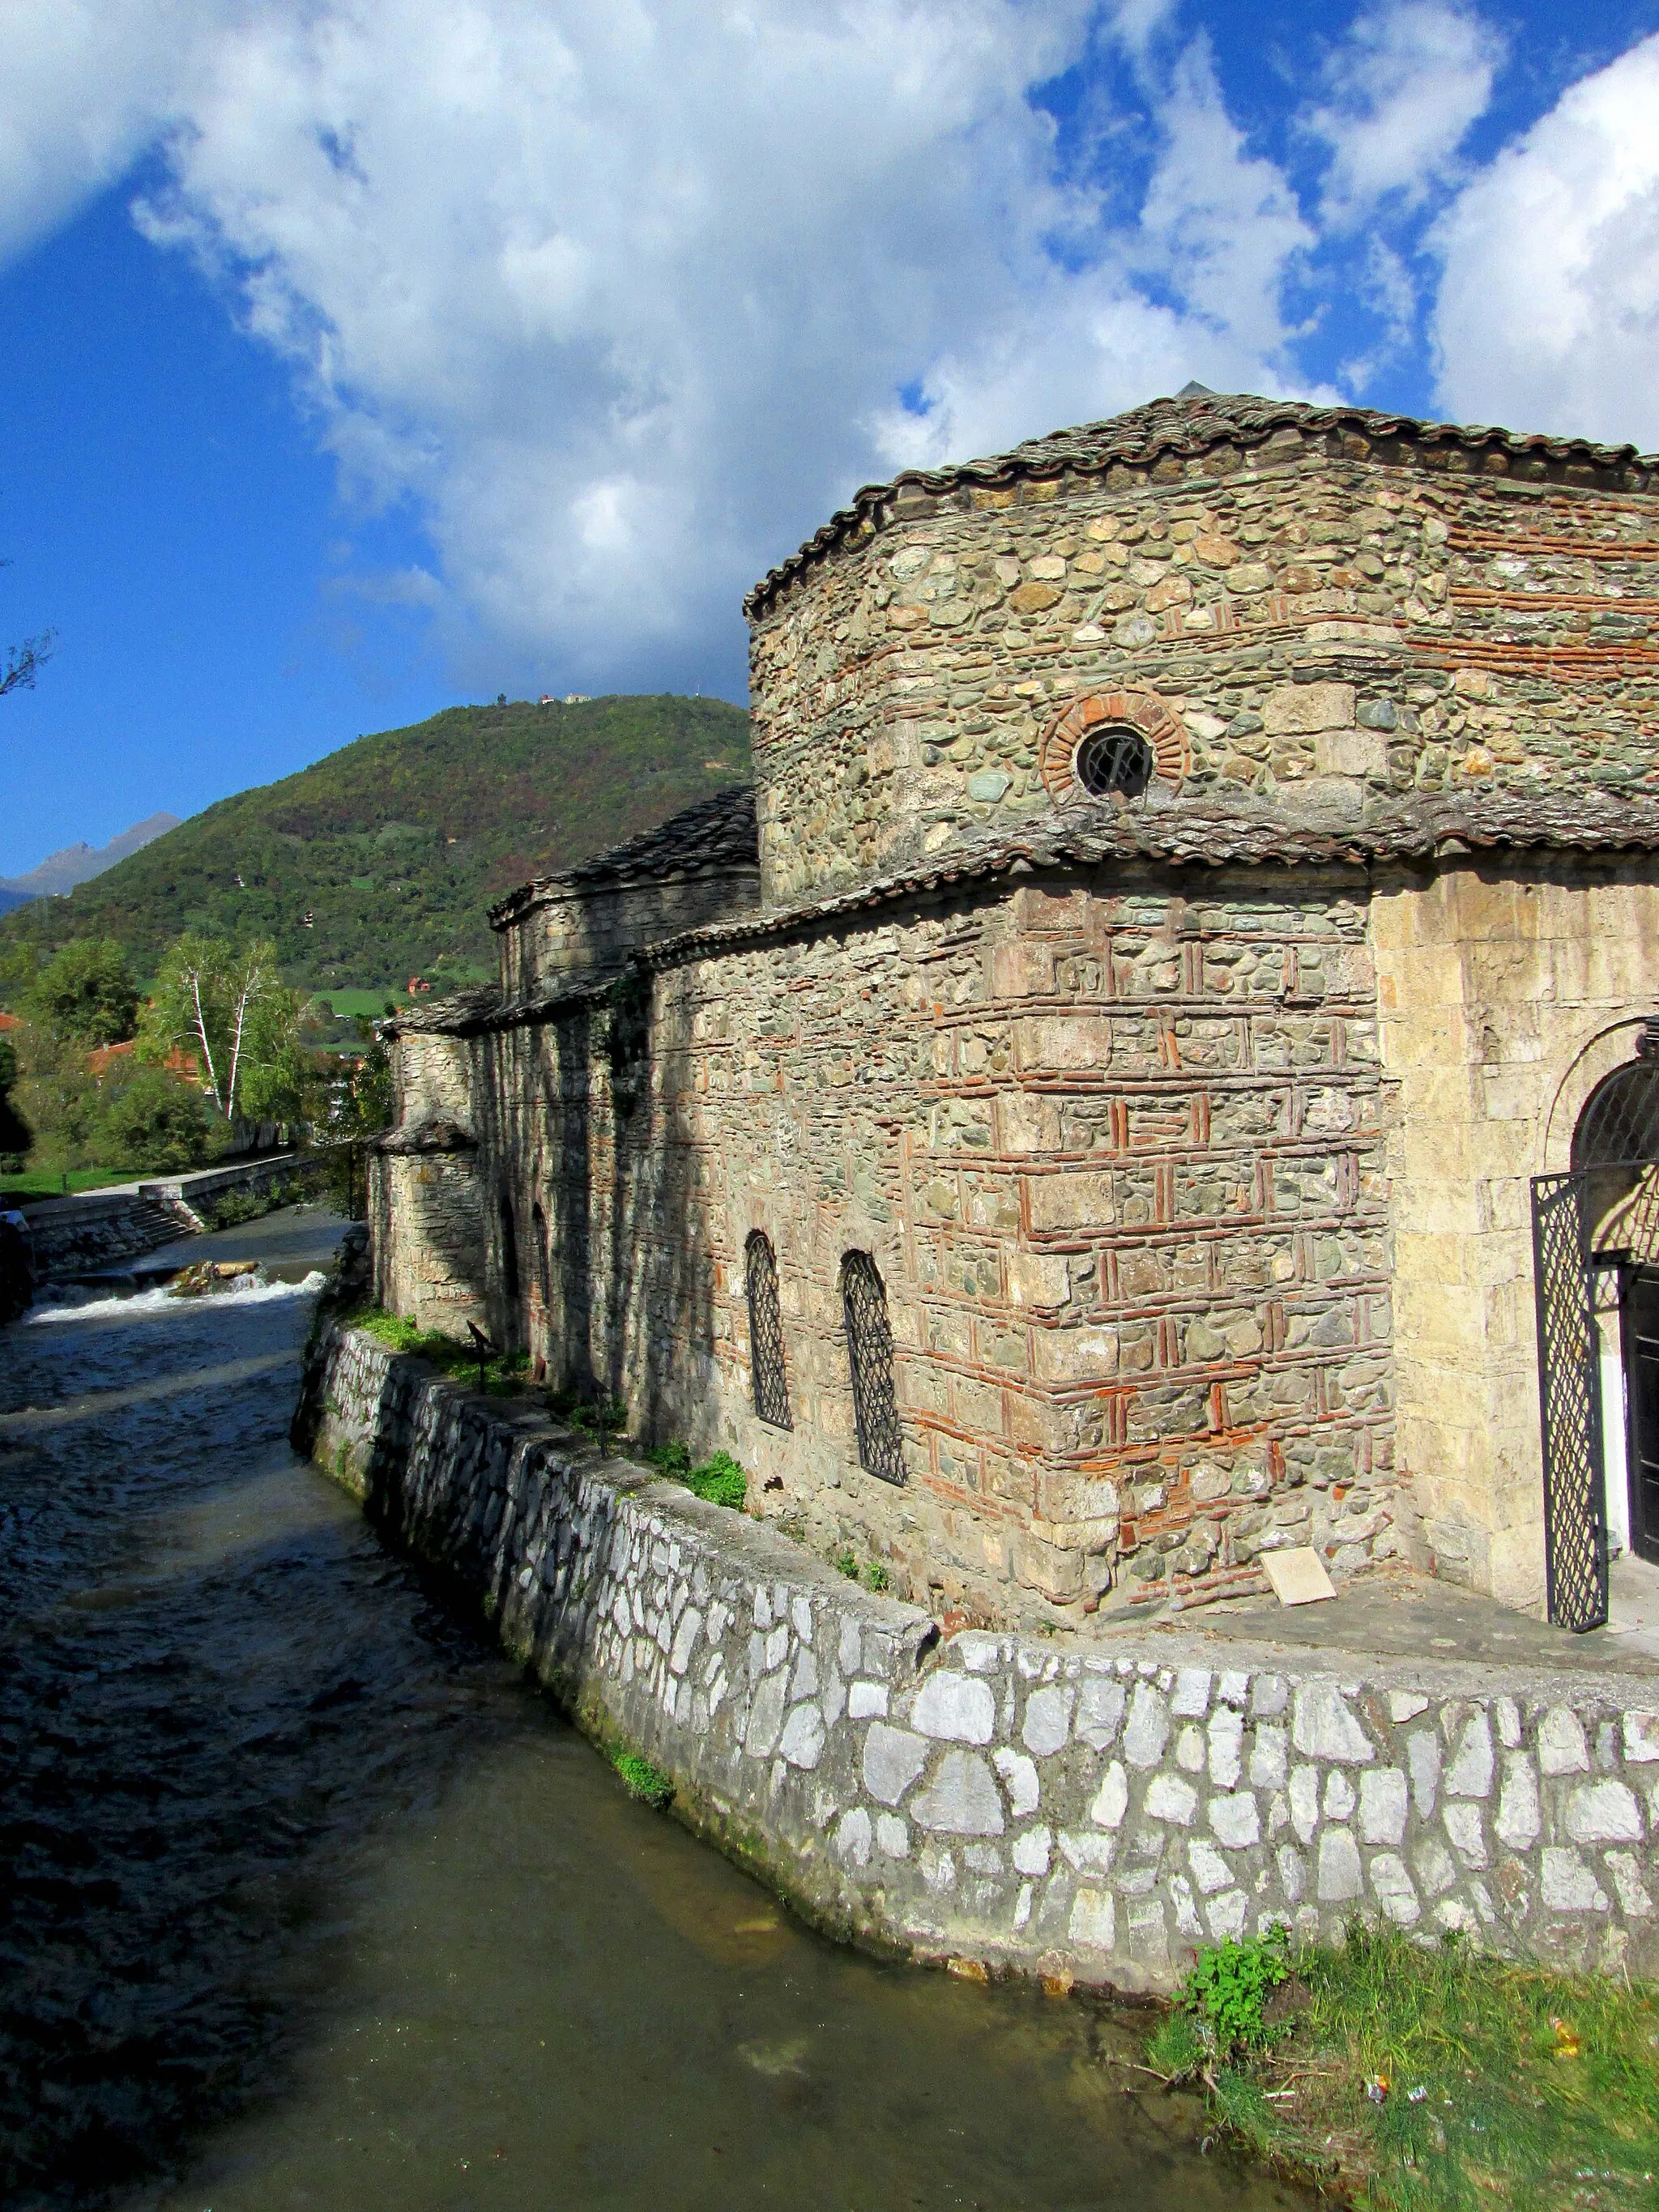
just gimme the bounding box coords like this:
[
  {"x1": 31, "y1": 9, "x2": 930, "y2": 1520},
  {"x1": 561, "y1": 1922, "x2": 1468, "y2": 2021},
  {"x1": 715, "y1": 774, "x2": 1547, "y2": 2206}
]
[{"x1": 1262, "y1": 1546, "x2": 1337, "y2": 1606}]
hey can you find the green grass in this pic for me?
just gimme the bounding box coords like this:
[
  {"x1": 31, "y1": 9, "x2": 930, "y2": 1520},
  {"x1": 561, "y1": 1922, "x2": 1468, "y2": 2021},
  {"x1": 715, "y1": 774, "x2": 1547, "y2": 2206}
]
[
  {"x1": 612, "y1": 1752, "x2": 674, "y2": 1809},
  {"x1": 644, "y1": 1438, "x2": 749, "y2": 1509},
  {"x1": 342, "y1": 1306, "x2": 534, "y2": 1395},
  {"x1": 314, "y1": 988, "x2": 414, "y2": 1020},
  {"x1": 0, "y1": 1166, "x2": 138, "y2": 1199},
  {"x1": 832, "y1": 1544, "x2": 892, "y2": 1592},
  {"x1": 0, "y1": 694, "x2": 751, "y2": 997},
  {"x1": 1146, "y1": 1920, "x2": 1659, "y2": 2209}
]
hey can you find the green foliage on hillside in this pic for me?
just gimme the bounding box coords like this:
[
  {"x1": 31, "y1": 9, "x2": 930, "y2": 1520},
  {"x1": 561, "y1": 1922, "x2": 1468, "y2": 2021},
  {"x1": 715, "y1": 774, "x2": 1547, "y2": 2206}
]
[{"x1": 0, "y1": 693, "x2": 751, "y2": 999}]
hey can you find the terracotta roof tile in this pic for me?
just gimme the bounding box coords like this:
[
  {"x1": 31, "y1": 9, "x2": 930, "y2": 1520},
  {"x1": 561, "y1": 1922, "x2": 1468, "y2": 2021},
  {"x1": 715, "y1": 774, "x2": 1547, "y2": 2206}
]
[{"x1": 488, "y1": 785, "x2": 757, "y2": 927}]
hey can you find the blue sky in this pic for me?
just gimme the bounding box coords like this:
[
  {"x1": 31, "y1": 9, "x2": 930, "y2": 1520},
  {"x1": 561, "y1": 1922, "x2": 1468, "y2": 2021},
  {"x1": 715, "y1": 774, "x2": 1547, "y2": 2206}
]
[{"x1": 4, "y1": 0, "x2": 1659, "y2": 876}]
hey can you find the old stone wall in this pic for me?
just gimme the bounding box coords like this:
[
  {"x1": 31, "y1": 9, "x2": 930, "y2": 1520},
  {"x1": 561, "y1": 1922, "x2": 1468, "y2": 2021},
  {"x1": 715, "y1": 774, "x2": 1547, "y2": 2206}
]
[
  {"x1": 1376, "y1": 855, "x2": 1659, "y2": 1611},
  {"x1": 303, "y1": 1318, "x2": 1659, "y2": 1992},
  {"x1": 382, "y1": 858, "x2": 1397, "y2": 1624},
  {"x1": 497, "y1": 867, "x2": 761, "y2": 999},
  {"x1": 749, "y1": 434, "x2": 1659, "y2": 903}
]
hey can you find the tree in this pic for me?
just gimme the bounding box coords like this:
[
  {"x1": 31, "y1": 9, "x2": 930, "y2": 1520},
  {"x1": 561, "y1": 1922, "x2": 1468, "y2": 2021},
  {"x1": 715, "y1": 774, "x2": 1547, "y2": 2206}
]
[
  {"x1": 92, "y1": 1065, "x2": 213, "y2": 1174},
  {"x1": 8, "y1": 1025, "x2": 96, "y2": 1172},
  {"x1": 139, "y1": 933, "x2": 311, "y2": 1122},
  {"x1": 2, "y1": 552, "x2": 53, "y2": 701},
  {"x1": 2, "y1": 631, "x2": 53, "y2": 699},
  {"x1": 23, "y1": 937, "x2": 139, "y2": 1047},
  {"x1": 0, "y1": 1033, "x2": 29, "y2": 1169}
]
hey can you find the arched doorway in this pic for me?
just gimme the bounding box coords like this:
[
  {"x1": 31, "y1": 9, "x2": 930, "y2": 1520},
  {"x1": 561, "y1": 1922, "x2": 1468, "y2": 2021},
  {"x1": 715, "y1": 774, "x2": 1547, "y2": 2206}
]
[{"x1": 1533, "y1": 1026, "x2": 1659, "y2": 1627}]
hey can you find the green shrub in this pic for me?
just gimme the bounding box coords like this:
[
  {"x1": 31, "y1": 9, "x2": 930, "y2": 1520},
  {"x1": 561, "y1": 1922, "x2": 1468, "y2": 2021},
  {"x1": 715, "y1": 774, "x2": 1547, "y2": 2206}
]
[
  {"x1": 1178, "y1": 1924, "x2": 1292, "y2": 2065},
  {"x1": 646, "y1": 1439, "x2": 748, "y2": 1510},
  {"x1": 685, "y1": 1450, "x2": 748, "y2": 1509},
  {"x1": 834, "y1": 1547, "x2": 859, "y2": 1579},
  {"x1": 612, "y1": 1752, "x2": 673, "y2": 1808},
  {"x1": 94, "y1": 1066, "x2": 215, "y2": 1174},
  {"x1": 208, "y1": 1187, "x2": 264, "y2": 1228},
  {"x1": 861, "y1": 1561, "x2": 890, "y2": 1593}
]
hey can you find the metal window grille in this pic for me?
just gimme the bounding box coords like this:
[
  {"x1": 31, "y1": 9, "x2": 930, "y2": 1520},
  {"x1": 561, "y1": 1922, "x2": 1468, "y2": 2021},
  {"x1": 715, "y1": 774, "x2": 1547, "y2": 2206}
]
[
  {"x1": 841, "y1": 1250, "x2": 906, "y2": 1485},
  {"x1": 1573, "y1": 1041, "x2": 1659, "y2": 1169},
  {"x1": 1531, "y1": 1170, "x2": 1608, "y2": 1631},
  {"x1": 1529, "y1": 1039, "x2": 1659, "y2": 1631},
  {"x1": 1074, "y1": 725, "x2": 1154, "y2": 799},
  {"x1": 745, "y1": 1231, "x2": 791, "y2": 1430}
]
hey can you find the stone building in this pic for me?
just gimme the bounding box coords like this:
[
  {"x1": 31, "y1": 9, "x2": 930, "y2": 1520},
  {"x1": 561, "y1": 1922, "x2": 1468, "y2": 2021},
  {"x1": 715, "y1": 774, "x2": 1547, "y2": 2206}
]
[{"x1": 373, "y1": 386, "x2": 1659, "y2": 1635}]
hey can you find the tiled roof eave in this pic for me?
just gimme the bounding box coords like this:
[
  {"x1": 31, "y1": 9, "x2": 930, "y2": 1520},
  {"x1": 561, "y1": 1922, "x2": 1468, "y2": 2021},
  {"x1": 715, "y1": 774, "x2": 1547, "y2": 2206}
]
[
  {"x1": 743, "y1": 394, "x2": 1659, "y2": 620},
  {"x1": 636, "y1": 790, "x2": 1659, "y2": 969},
  {"x1": 486, "y1": 785, "x2": 757, "y2": 927},
  {"x1": 399, "y1": 789, "x2": 1659, "y2": 1038}
]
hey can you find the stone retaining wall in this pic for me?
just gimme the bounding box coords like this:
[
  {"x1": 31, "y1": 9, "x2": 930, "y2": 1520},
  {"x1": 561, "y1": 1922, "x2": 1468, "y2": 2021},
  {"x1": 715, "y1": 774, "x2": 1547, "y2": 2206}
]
[
  {"x1": 23, "y1": 1152, "x2": 325, "y2": 1280},
  {"x1": 302, "y1": 1317, "x2": 1659, "y2": 1990}
]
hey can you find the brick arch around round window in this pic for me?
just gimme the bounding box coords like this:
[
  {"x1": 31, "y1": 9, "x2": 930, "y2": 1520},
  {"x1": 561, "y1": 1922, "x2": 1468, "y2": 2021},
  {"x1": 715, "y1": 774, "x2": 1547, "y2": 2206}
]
[{"x1": 1038, "y1": 688, "x2": 1190, "y2": 804}]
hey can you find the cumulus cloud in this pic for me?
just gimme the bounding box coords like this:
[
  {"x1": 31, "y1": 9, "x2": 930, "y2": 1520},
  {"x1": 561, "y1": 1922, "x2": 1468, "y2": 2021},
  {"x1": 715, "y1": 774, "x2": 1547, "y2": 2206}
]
[
  {"x1": 40, "y1": 0, "x2": 1646, "y2": 693},
  {"x1": 874, "y1": 36, "x2": 1317, "y2": 475},
  {"x1": 0, "y1": 0, "x2": 1328, "y2": 689},
  {"x1": 1306, "y1": 0, "x2": 1503, "y2": 228},
  {"x1": 1431, "y1": 32, "x2": 1659, "y2": 448},
  {"x1": 0, "y1": 0, "x2": 233, "y2": 265}
]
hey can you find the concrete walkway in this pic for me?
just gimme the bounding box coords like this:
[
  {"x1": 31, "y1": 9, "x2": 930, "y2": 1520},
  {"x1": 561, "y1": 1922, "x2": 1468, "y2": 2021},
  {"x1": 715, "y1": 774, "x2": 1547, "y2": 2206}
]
[{"x1": 1090, "y1": 1555, "x2": 1659, "y2": 1678}]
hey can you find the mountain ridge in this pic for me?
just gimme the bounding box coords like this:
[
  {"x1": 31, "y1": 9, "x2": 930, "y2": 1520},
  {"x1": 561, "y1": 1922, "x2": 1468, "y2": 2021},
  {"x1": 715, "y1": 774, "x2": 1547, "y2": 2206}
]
[
  {"x1": 0, "y1": 695, "x2": 751, "y2": 995},
  {"x1": 0, "y1": 813, "x2": 181, "y2": 904}
]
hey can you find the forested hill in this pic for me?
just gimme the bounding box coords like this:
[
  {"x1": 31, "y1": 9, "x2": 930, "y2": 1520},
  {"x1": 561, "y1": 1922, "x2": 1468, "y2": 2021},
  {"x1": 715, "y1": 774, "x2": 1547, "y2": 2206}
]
[{"x1": 0, "y1": 695, "x2": 752, "y2": 996}]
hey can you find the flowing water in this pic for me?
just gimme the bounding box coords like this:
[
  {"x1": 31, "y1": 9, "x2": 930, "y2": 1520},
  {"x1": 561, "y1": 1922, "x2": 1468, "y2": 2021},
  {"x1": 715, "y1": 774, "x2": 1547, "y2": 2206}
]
[{"x1": 0, "y1": 1209, "x2": 1304, "y2": 2212}]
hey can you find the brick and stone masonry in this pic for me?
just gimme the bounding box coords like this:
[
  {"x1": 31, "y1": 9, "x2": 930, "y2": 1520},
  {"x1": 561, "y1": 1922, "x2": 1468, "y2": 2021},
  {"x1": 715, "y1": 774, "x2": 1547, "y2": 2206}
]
[{"x1": 373, "y1": 386, "x2": 1659, "y2": 1629}]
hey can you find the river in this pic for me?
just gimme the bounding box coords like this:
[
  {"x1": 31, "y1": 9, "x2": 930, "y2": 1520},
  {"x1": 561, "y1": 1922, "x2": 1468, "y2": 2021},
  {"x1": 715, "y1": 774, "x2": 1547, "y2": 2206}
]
[{"x1": 0, "y1": 1207, "x2": 1303, "y2": 2212}]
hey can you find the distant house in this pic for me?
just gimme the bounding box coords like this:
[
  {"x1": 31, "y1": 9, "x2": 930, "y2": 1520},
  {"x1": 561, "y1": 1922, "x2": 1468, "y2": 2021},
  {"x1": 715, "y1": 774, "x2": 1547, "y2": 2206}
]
[{"x1": 86, "y1": 1037, "x2": 203, "y2": 1087}]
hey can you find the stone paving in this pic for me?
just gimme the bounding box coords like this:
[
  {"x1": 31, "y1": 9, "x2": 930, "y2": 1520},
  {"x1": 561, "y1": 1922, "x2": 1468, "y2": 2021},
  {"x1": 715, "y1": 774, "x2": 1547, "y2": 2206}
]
[{"x1": 1094, "y1": 1558, "x2": 1659, "y2": 1675}]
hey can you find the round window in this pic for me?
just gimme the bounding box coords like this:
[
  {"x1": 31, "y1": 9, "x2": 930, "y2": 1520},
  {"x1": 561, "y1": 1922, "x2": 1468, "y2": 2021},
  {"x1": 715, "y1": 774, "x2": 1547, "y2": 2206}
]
[{"x1": 1074, "y1": 724, "x2": 1154, "y2": 799}]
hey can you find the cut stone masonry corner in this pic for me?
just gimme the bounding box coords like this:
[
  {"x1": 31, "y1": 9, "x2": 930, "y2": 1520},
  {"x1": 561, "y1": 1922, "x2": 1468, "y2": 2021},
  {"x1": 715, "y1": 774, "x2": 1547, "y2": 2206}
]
[{"x1": 302, "y1": 1317, "x2": 1659, "y2": 1992}]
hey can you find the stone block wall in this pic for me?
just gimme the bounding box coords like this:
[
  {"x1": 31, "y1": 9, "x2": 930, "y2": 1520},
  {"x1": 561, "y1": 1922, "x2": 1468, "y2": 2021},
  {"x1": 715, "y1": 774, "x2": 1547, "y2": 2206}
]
[
  {"x1": 386, "y1": 858, "x2": 1398, "y2": 1623},
  {"x1": 497, "y1": 866, "x2": 761, "y2": 999},
  {"x1": 303, "y1": 1319, "x2": 1659, "y2": 1992},
  {"x1": 748, "y1": 432, "x2": 1659, "y2": 903}
]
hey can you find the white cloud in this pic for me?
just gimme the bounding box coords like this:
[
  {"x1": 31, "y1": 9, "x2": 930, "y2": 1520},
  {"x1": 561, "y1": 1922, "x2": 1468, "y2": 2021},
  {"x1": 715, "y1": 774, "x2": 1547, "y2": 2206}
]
[
  {"x1": 1136, "y1": 37, "x2": 1314, "y2": 359},
  {"x1": 1432, "y1": 32, "x2": 1659, "y2": 447},
  {"x1": 0, "y1": 0, "x2": 234, "y2": 264},
  {"x1": 880, "y1": 35, "x2": 1318, "y2": 474},
  {"x1": 1307, "y1": 1, "x2": 1503, "y2": 228},
  {"x1": 0, "y1": 0, "x2": 1321, "y2": 690}
]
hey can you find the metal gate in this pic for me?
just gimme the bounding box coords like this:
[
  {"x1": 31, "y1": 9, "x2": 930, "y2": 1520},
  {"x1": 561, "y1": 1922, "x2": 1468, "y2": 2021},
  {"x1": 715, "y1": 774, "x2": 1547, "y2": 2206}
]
[{"x1": 1530, "y1": 1170, "x2": 1608, "y2": 1631}]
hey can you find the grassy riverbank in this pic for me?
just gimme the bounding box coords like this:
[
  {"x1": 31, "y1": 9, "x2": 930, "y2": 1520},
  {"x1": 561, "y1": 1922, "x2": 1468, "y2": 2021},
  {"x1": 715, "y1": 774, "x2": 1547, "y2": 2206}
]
[{"x1": 1145, "y1": 1921, "x2": 1659, "y2": 2208}]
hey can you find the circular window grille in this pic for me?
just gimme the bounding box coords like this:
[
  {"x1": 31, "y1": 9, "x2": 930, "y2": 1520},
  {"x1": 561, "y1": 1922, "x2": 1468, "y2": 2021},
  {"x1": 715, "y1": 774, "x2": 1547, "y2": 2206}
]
[{"x1": 1074, "y1": 724, "x2": 1154, "y2": 799}]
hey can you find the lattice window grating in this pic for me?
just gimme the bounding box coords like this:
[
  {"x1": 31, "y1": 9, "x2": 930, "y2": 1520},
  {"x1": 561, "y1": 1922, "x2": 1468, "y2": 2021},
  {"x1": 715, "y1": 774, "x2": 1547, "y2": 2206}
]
[
  {"x1": 841, "y1": 1250, "x2": 906, "y2": 1485},
  {"x1": 1573, "y1": 1049, "x2": 1659, "y2": 1170},
  {"x1": 1532, "y1": 1172, "x2": 1609, "y2": 1631},
  {"x1": 745, "y1": 1231, "x2": 792, "y2": 1430}
]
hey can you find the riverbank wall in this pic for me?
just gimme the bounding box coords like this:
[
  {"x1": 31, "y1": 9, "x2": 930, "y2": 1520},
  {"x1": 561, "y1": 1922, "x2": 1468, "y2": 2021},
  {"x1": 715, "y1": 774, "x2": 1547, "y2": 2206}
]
[
  {"x1": 301, "y1": 1315, "x2": 1659, "y2": 1992},
  {"x1": 23, "y1": 1153, "x2": 326, "y2": 1281}
]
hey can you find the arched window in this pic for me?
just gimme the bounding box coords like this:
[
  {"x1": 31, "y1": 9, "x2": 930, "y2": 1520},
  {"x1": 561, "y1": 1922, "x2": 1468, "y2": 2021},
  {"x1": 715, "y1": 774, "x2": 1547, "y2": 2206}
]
[
  {"x1": 745, "y1": 1231, "x2": 791, "y2": 1430},
  {"x1": 498, "y1": 1195, "x2": 520, "y2": 1336},
  {"x1": 531, "y1": 1200, "x2": 552, "y2": 1308},
  {"x1": 1573, "y1": 1048, "x2": 1659, "y2": 1170},
  {"x1": 841, "y1": 1250, "x2": 906, "y2": 1485}
]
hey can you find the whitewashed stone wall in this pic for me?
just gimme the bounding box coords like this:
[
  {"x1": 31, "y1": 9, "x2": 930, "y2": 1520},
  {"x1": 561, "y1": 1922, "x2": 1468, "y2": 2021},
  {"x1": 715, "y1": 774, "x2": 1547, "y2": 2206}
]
[{"x1": 301, "y1": 1319, "x2": 1659, "y2": 1990}]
